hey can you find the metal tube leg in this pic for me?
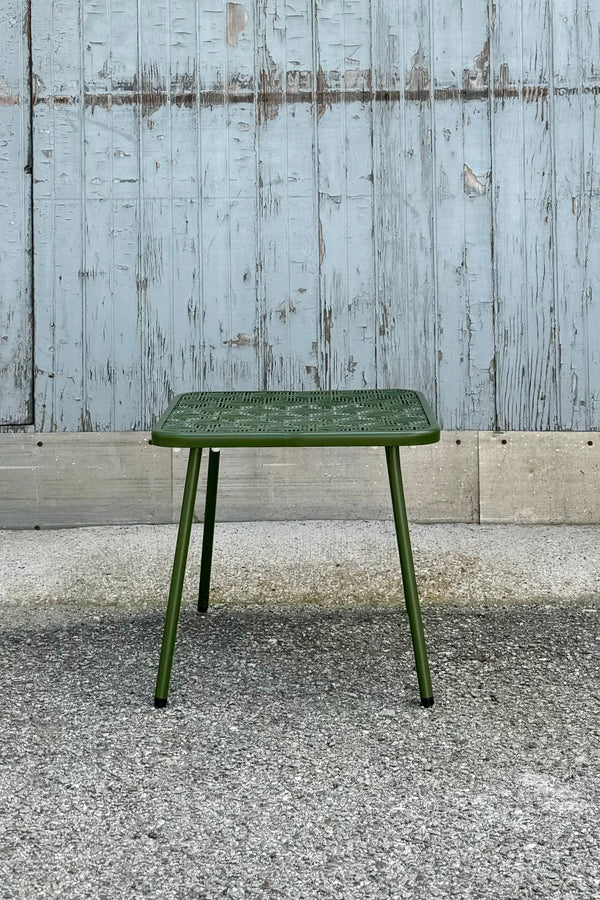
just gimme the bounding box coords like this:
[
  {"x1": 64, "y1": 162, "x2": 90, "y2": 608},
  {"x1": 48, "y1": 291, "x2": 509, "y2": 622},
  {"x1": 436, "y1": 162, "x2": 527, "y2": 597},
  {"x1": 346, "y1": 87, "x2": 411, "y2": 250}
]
[
  {"x1": 385, "y1": 445, "x2": 434, "y2": 708},
  {"x1": 198, "y1": 449, "x2": 220, "y2": 615},
  {"x1": 154, "y1": 447, "x2": 202, "y2": 708}
]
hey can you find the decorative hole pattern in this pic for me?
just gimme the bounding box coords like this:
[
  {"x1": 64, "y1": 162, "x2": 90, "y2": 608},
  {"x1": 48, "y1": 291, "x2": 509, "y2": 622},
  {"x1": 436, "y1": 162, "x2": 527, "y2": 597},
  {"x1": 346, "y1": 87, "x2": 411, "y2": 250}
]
[{"x1": 156, "y1": 390, "x2": 436, "y2": 444}]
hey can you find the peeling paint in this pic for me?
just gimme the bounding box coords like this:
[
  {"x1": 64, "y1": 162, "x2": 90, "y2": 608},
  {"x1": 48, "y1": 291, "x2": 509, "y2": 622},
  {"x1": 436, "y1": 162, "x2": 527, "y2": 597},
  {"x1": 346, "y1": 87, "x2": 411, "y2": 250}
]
[
  {"x1": 497, "y1": 63, "x2": 510, "y2": 91},
  {"x1": 406, "y1": 47, "x2": 430, "y2": 94},
  {"x1": 226, "y1": 3, "x2": 248, "y2": 48},
  {"x1": 257, "y1": 47, "x2": 282, "y2": 123},
  {"x1": 276, "y1": 300, "x2": 297, "y2": 323},
  {"x1": 323, "y1": 309, "x2": 332, "y2": 346},
  {"x1": 12, "y1": 0, "x2": 600, "y2": 436},
  {"x1": 318, "y1": 219, "x2": 325, "y2": 269},
  {"x1": 463, "y1": 165, "x2": 486, "y2": 198},
  {"x1": 463, "y1": 40, "x2": 489, "y2": 91},
  {"x1": 0, "y1": 77, "x2": 19, "y2": 105},
  {"x1": 223, "y1": 332, "x2": 258, "y2": 349}
]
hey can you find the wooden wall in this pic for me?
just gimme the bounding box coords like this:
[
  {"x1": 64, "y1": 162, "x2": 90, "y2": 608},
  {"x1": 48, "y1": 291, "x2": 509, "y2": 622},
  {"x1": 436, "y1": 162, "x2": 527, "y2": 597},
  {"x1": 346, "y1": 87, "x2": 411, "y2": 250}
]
[
  {"x1": 1, "y1": 0, "x2": 599, "y2": 432},
  {"x1": 0, "y1": 0, "x2": 32, "y2": 424}
]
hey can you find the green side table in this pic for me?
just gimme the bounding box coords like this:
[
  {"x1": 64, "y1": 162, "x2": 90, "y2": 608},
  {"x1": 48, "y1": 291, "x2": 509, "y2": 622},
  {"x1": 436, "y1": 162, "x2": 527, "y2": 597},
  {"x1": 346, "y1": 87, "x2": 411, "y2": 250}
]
[{"x1": 151, "y1": 389, "x2": 440, "y2": 709}]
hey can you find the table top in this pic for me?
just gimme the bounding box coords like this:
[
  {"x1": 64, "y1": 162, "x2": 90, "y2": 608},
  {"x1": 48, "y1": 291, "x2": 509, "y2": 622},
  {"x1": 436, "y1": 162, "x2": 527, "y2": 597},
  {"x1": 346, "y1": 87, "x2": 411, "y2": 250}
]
[{"x1": 151, "y1": 389, "x2": 440, "y2": 449}]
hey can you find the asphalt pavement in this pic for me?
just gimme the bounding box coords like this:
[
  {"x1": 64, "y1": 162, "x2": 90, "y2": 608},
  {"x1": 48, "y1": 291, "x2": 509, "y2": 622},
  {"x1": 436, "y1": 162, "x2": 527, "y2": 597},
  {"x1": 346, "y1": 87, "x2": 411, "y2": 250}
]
[{"x1": 1, "y1": 521, "x2": 599, "y2": 899}]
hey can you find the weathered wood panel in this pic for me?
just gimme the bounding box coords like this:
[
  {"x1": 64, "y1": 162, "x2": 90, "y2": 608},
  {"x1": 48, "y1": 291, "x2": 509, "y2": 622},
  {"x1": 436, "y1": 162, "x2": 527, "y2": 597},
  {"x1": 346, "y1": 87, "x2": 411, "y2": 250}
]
[
  {"x1": 26, "y1": 0, "x2": 600, "y2": 433},
  {"x1": 33, "y1": 0, "x2": 86, "y2": 431},
  {"x1": 0, "y1": 0, "x2": 32, "y2": 424},
  {"x1": 552, "y1": 0, "x2": 600, "y2": 429},
  {"x1": 371, "y1": 0, "x2": 437, "y2": 402},
  {"x1": 255, "y1": 0, "x2": 316, "y2": 389},
  {"x1": 316, "y1": 0, "x2": 376, "y2": 389},
  {"x1": 492, "y1": 0, "x2": 560, "y2": 431},
  {"x1": 430, "y1": 0, "x2": 495, "y2": 430},
  {"x1": 491, "y1": 0, "x2": 599, "y2": 431}
]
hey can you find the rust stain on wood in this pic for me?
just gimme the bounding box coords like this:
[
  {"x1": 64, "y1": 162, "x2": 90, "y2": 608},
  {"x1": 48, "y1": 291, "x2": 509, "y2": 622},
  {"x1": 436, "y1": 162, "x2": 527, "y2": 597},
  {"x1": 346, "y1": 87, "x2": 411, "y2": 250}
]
[{"x1": 35, "y1": 76, "x2": 599, "y2": 113}]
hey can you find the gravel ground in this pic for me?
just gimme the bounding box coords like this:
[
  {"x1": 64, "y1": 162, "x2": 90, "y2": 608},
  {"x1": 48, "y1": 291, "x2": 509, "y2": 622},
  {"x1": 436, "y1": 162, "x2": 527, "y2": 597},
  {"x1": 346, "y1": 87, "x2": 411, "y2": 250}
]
[{"x1": 1, "y1": 522, "x2": 599, "y2": 899}]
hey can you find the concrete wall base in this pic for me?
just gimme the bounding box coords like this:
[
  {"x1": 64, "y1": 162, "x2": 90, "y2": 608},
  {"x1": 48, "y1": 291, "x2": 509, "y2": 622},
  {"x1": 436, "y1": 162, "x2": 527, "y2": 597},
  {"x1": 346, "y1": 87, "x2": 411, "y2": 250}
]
[{"x1": 0, "y1": 431, "x2": 598, "y2": 528}]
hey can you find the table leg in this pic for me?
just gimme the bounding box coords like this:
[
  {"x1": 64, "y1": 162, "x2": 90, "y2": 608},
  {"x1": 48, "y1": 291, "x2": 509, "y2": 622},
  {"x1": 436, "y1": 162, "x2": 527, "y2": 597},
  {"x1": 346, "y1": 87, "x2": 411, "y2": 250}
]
[
  {"x1": 198, "y1": 449, "x2": 220, "y2": 614},
  {"x1": 154, "y1": 447, "x2": 202, "y2": 708},
  {"x1": 385, "y1": 445, "x2": 434, "y2": 707}
]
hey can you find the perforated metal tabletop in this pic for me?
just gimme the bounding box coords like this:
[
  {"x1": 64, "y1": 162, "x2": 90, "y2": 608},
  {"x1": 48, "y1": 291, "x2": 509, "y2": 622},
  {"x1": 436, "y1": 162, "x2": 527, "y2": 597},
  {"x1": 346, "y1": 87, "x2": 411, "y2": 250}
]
[
  {"x1": 152, "y1": 389, "x2": 440, "y2": 448},
  {"x1": 152, "y1": 387, "x2": 440, "y2": 708}
]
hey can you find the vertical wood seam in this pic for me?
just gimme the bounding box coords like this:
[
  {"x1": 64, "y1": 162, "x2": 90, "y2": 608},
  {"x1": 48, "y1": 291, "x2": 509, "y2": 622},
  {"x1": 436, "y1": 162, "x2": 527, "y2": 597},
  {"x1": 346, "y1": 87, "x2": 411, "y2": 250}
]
[
  {"x1": 548, "y1": 0, "x2": 561, "y2": 428},
  {"x1": 400, "y1": 10, "x2": 410, "y2": 396},
  {"x1": 369, "y1": 0, "x2": 379, "y2": 388},
  {"x1": 342, "y1": 6, "x2": 350, "y2": 389},
  {"x1": 17, "y1": 0, "x2": 31, "y2": 425},
  {"x1": 79, "y1": 0, "x2": 88, "y2": 429},
  {"x1": 194, "y1": 0, "x2": 204, "y2": 389},
  {"x1": 49, "y1": 0, "x2": 57, "y2": 428},
  {"x1": 283, "y1": 2, "x2": 292, "y2": 389},
  {"x1": 518, "y1": 4, "x2": 529, "y2": 430},
  {"x1": 254, "y1": 2, "x2": 265, "y2": 388},
  {"x1": 167, "y1": 0, "x2": 175, "y2": 406},
  {"x1": 25, "y1": 0, "x2": 34, "y2": 424},
  {"x1": 225, "y1": 18, "x2": 233, "y2": 389},
  {"x1": 136, "y1": 0, "x2": 146, "y2": 426},
  {"x1": 428, "y1": 0, "x2": 440, "y2": 421},
  {"x1": 458, "y1": 2, "x2": 468, "y2": 423},
  {"x1": 108, "y1": 0, "x2": 115, "y2": 429},
  {"x1": 577, "y1": 0, "x2": 591, "y2": 428},
  {"x1": 487, "y1": 0, "x2": 499, "y2": 431},
  {"x1": 310, "y1": 0, "x2": 323, "y2": 389}
]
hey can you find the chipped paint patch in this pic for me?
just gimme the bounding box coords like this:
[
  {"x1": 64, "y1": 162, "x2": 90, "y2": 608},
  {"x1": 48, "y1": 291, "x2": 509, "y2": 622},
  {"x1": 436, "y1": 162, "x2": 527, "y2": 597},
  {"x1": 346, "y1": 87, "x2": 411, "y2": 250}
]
[
  {"x1": 407, "y1": 47, "x2": 430, "y2": 94},
  {"x1": 0, "y1": 75, "x2": 19, "y2": 105},
  {"x1": 276, "y1": 300, "x2": 297, "y2": 323},
  {"x1": 463, "y1": 40, "x2": 490, "y2": 91},
  {"x1": 463, "y1": 165, "x2": 486, "y2": 198},
  {"x1": 226, "y1": 3, "x2": 248, "y2": 48},
  {"x1": 223, "y1": 333, "x2": 258, "y2": 349}
]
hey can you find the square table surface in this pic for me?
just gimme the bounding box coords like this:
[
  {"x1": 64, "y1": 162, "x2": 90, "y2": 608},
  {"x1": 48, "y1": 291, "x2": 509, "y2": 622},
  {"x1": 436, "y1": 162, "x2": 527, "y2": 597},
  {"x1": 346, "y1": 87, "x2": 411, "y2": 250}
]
[{"x1": 151, "y1": 389, "x2": 440, "y2": 449}]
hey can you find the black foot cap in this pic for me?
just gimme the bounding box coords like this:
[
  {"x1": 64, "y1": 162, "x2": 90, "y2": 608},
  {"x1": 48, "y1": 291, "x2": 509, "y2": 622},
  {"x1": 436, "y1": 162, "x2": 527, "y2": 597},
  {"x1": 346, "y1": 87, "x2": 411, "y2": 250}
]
[
  {"x1": 154, "y1": 696, "x2": 168, "y2": 709},
  {"x1": 197, "y1": 606, "x2": 208, "y2": 616},
  {"x1": 421, "y1": 697, "x2": 434, "y2": 708}
]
